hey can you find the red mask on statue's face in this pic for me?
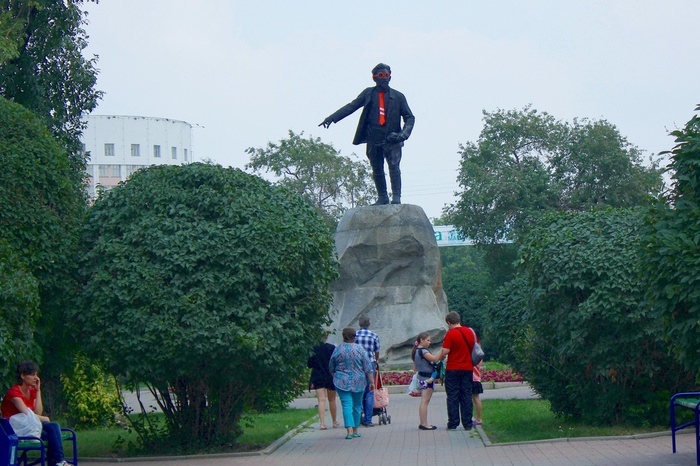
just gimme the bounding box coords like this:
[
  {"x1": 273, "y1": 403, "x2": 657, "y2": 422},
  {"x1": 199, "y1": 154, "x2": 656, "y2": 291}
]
[{"x1": 373, "y1": 69, "x2": 391, "y2": 90}]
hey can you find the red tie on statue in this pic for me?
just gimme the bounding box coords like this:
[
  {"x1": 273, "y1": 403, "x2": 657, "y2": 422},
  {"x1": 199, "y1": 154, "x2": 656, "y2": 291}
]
[{"x1": 378, "y1": 92, "x2": 386, "y2": 126}]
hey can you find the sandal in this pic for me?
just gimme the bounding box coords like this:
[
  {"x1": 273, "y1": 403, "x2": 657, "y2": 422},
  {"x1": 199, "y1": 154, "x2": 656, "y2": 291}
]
[
  {"x1": 320, "y1": 425, "x2": 328, "y2": 430},
  {"x1": 333, "y1": 421, "x2": 340, "y2": 428},
  {"x1": 345, "y1": 434, "x2": 354, "y2": 439}
]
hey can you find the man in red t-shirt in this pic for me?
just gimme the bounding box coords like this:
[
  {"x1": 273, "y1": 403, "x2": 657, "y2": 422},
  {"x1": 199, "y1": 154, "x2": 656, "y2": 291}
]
[{"x1": 439, "y1": 311, "x2": 476, "y2": 430}]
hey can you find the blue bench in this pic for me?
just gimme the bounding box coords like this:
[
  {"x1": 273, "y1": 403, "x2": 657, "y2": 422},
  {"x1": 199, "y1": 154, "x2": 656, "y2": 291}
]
[
  {"x1": 670, "y1": 392, "x2": 700, "y2": 465},
  {"x1": 0, "y1": 417, "x2": 77, "y2": 466},
  {"x1": 1, "y1": 417, "x2": 19, "y2": 465}
]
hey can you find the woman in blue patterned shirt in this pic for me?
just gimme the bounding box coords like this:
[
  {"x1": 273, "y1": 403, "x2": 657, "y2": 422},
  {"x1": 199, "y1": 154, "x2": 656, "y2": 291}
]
[{"x1": 329, "y1": 327, "x2": 376, "y2": 439}]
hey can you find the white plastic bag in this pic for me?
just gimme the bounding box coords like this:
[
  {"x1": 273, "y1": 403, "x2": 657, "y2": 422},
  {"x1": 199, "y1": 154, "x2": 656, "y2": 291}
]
[
  {"x1": 406, "y1": 372, "x2": 421, "y2": 396},
  {"x1": 9, "y1": 410, "x2": 43, "y2": 438}
]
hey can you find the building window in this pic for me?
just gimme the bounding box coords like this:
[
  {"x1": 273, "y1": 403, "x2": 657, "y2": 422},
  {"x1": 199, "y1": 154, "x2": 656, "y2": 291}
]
[
  {"x1": 125, "y1": 165, "x2": 145, "y2": 178},
  {"x1": 111, "y1": 165, "x2": 120, "y2": 177},
  {"x1": 184, "y1": 149, "x2": 188, "y2": 162},
  {"x1": 98, "y1": 165, "x2": 109, "y2": 176},
  {"x1": 171, "y1": 147, "x2": 177, "y2": 159},
  {"x1": 131, "y1": 144, "x2": 140, "y2": 157},
  {"x1": 104, "y1": 143, "x2": 115, "y2": 157},
  {"x1": 153, "y1": 145, "x2": 161, "y2": 158}
]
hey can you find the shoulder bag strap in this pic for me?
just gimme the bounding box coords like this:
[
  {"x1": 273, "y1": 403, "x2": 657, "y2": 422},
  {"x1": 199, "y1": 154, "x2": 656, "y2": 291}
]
[
  {"x1": 457, "y1": 327, "x2": 473, "y2": 353},
  {"x1": 419, "y1": 348, "x2": 428, "y2": 360}
]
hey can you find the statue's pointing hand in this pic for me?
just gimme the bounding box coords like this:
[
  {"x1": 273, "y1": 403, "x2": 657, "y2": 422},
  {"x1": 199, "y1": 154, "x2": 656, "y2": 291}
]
[{"x1": 319, "y1": 117, "x2": 333, "y2": 129}]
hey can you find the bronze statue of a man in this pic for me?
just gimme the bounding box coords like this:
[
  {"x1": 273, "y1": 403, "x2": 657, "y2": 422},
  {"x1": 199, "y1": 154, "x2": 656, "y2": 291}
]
[{"x1": 320, "y1": 63, "x2": 415, "y2": 205}]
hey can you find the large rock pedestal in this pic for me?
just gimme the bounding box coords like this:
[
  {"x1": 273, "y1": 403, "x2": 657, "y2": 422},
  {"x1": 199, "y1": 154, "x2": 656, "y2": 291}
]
[{"x1": 328, "y1": 204, "x2": 448, "y2": 367}]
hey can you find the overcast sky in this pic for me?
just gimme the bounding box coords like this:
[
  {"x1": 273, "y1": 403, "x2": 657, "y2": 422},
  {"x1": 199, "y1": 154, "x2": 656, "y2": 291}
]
[{"x1": 82, "y1": 1, "x2": 699, "y2": 220}]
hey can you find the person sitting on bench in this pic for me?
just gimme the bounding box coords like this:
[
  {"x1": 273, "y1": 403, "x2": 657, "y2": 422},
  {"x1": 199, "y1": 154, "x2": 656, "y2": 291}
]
[{"x1": 1, "y1": 361, "x2": 73, "y2": 466}]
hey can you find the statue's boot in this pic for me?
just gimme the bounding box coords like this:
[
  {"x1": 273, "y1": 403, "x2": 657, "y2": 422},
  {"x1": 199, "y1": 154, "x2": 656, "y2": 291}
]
[
  {"x1": 373, "y1": 174, "x2": 390, "y2": 205},
  {"x1": 389, "y1": 168, "x2": 401, "y2": 204}
]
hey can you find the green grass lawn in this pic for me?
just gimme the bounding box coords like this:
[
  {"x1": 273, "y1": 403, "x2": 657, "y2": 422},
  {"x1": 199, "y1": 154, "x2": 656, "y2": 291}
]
[
  {"x1": 76, "y1": 408, "x2": 316, "y2": 458},
  {"x1": 481, "y1": 361, "x2": 511, "y2": 371},
  {"x1": 481, "y1": 399, "x2": 669, "y2": 443}
]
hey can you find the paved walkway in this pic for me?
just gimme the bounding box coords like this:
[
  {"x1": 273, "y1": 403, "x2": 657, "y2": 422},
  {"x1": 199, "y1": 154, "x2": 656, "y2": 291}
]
[{"x1": 84, "y1": 384, "x2": 697, "y2": 465}]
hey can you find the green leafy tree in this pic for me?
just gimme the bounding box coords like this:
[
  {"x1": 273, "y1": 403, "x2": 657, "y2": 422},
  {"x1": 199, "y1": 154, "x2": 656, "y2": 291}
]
[
  {"x1": 440, "y1": 247, "x2": 491, "y2": 333},
  {"x1": 0, "y1": 96, "x2": 86, "y2": 402},
  {"x1": 0, "y1": 1, "x2": 35, "y2": 64},
  {"x1": 501, "y1": 208, "x2": 694, "y2": 425},
  {"x1": 552, "y1": 118, "x2": 662, "y2": 210},
  {"x1": 245, "y1": 130, "x2": 373, "y2": 224},
  {"x1": 0, "y1": 0, "x2": 102, "y2": 157},
  {"x1": 432, "y1": 215, "x2": 517, "y2": 356},
  {"x1": 1, "y1": 0, "x2": 100, "y2": 412},
  {"x1": 645, "y1": 105, "x2": 700, "y2": 372},
  {"x1": 446, "y1": 106, "x2": 662, "y2": 244},
  {"x1": 76, "y1": 163, "x2": 338, "y2": 451}
]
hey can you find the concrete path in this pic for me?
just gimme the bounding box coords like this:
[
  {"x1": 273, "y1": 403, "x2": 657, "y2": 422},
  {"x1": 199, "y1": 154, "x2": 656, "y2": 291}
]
[{"x1": 84, "y1": 384, "x2": 697, "y2": 465}]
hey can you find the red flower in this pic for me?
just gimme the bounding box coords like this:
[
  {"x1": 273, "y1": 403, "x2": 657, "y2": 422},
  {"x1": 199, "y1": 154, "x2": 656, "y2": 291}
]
[{"x1": 379, "y1": 369, "x2": 523, "y2": 385}]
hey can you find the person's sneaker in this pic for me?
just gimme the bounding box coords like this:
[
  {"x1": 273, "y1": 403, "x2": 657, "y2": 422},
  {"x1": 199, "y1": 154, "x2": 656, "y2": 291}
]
[
  {"x1": 362, "y1": 422, "x2": 375, "y2": 427},
  {"x1": 446, "y1": 426, "x2": 457, "y2": 430},
  {"x1": 418, "y1": 380, "x2": 428, "y2": 390}
]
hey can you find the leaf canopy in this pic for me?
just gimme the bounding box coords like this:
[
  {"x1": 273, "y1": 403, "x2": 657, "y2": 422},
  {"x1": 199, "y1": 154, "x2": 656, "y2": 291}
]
[{"x1": 447, "y1": 106, "x2": 662, "y2": 244}]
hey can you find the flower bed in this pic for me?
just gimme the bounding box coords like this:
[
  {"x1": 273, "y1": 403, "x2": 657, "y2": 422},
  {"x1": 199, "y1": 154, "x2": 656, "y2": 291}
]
[
  {"x1": 380, "y1": 369, "x2": 522, "y2": 385},
  {"x1": 480, "y1": 369, "x2": 522, "y2": 383},
  {"x1": 381, "y1": 371, "x2": 414, "y2": 386}
]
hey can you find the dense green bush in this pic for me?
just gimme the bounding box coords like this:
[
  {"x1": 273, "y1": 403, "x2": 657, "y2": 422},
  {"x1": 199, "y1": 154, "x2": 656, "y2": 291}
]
[
  {"x1": 0, "y1": 239, "x2": 41, "y2": 387},
  {"x1": 60, "y1": 355, "x2": 120, "y2": 429},
  {"x1": 496, "y1": 208, "x2": 694, "y2": 425},
  {"x1": 645, "y1": 106, "x2": 700, "y2": 372},
  {"x1": 76, "y1": 163, "x2": 338, "y2": 451},
  {"x1": 483, "y1": 277, "x2": 530, "y2": 367}
]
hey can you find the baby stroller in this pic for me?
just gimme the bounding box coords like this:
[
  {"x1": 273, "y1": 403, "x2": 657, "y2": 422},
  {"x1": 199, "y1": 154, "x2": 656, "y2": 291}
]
[{"x1": 372, "y1": 369, "x2": 391, "y2": 425}]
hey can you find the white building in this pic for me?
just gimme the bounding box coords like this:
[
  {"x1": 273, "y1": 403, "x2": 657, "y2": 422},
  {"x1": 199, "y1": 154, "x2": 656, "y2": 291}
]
[{"x1": 82, "y1": 115, "x2": 193, "y2": 198}]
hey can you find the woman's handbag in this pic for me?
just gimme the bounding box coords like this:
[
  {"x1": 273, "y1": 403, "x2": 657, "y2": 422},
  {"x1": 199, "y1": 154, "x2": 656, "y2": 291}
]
[{"x1": 373, "y1": 371, "x2": 389, "y2": 408}]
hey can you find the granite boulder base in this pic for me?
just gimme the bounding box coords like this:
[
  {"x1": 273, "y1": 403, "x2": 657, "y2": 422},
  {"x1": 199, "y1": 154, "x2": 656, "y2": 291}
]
[{"x1": 328, "y1": 204, "x2": 448, "y2": 366}]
